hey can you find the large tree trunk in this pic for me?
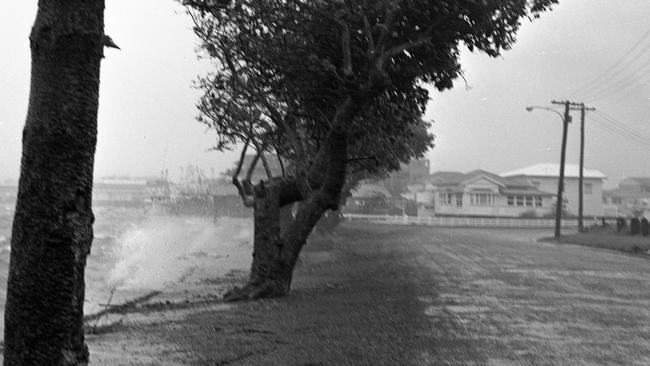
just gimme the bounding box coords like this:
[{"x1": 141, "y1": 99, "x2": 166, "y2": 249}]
[
  {"x1": 224, "y1": 129, "x2": 349, "y2": 302},
  {"x1": 3, "y1": 1, "x2": 105, "y2": 365}
]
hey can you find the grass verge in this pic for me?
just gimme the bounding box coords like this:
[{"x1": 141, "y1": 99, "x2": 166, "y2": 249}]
[{"x1": 541, "y1": 227, "x2": 650, "y2": 255}]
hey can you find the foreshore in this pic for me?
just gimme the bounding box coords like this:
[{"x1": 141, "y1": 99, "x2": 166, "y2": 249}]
[{"x1": 85, "y1": 225, "x2": 431, "y2": 365}]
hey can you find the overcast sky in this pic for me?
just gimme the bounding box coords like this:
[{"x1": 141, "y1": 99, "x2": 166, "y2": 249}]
[{"x1": 2, "y1": 1, "x2": 650, "y2": 187}]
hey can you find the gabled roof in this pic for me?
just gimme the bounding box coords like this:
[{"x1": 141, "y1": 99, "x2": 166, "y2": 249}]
[
  {"x1": 501, "y1": 163, "x2": 605, "y2": 179},
  {"x1": 428, "y1": 171, "x2": 465, "y2": 184},
  {"x1": 501, "y1": 188, "x2": 555, "y2": 196},
  {"x1": 433, "y1": 169, "x2": 511, "y2": 188},
  {"x1": 429, "y1": 168, "x2": 555, "y2": 194},
  {"x1": 461, "y1": 170, "x2": 507, "y2": 188}
]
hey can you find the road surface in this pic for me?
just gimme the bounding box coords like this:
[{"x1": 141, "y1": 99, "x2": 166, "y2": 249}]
[{"x1": 88, "y1": 224, "x2": 650, "y2": 365}]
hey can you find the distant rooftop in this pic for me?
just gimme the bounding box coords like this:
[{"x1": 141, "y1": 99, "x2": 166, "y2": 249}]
[
  {"x1": 430, "y1": 169, "x2": 533, "y2": 188},
  {"x1": 501, "y1": 163, "x2": 605, "y2": 179}
]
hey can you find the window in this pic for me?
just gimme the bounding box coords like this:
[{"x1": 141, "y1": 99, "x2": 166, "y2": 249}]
[
  {"x1": 471, "y1": 193, "x2": 494, "y2": 206},
  {"x1": 535, "y1": 196, "x2": 543, "y2": 207},
  {"x1": 507, "y1": 195, "x2": 514, "y2": 206},
  {"x1": 525, "y1": 196, "x2": 533, "y2": 207},
  {"x1": 612, "y1": 197, "x2": 622, "y2": 205},
  {"x1": 440, "y1": 193, "x2": 453, "y2": 205},
  {"x1": 584, "y1": 183, "x2": 593, "y2": 195},
  {"x1": 516, "y1": 196, "x2": 524, "y2": 206},
  {"x1": 456, "y1": 194, "x2": 463, "y2": 207}
]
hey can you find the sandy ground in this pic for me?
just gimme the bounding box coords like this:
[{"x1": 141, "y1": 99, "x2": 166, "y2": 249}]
[{"x1": 84, "y1": 223, "x2": 650, "y2": 365}]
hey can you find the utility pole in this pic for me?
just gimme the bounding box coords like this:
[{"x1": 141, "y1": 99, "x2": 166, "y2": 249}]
[
  {"x1": 573, "y1": 103, "x2": 596, "y2": 232},
  {"x1": 551, "y1": 100, "x2": 572, "y2": 239}
]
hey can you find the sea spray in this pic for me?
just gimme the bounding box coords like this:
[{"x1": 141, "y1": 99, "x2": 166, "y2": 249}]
[{"x1": 107, "y1": 216, "x2": 253, "y2": 290}]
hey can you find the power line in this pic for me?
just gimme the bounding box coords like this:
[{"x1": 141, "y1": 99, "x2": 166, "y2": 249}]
[
  {"x1": 568, "y1": 28, "x2": 650, "y2": 98},
  {"x1": 595, "y1": 110, "x2": 650, "y2": 141},
  {"x1": 596, "y1": 73, "x2": 650, "y2": 105},
  {"x1": 587, "y1": 114, "x2": 650, "y2": 151},
  {"x1": 582, "y1": 59, "x2": 650, "y2": 102},
  {"x1": 590, "y1": 114, "x2": 650, "y2": 146}
]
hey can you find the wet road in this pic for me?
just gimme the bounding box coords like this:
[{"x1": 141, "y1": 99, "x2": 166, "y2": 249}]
[
  {"x1": 389, "y1": 225, "x2": 650, "y2": 365},
  {"x1": 86, "y1": 223, "x2": 650, "y2": 365}
]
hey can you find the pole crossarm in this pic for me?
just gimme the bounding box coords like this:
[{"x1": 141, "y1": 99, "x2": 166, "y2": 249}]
[{"x1": 527, "y1": 100, "x2": 596, "y2": 236}]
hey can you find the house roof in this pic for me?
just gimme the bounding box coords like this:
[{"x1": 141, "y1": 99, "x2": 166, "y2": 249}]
[
  {"x1": 501, "y1": 188, "x2": 555, "y2": 196},
  {"x1": 432, "y1": 169, "x2": 525, "y2": 188},
  {"x1": 429, "y1": 168, "x2": 556, "y2": 195},
  {"x1": 461, "y1": 170, "x2": 508, "y2": 187},
  {"x1": 428, "y1": 171, "x2": 466, "y2": 184},
  {"x1": 501, "y1": 163, "x2": 606, "y2": 179}
]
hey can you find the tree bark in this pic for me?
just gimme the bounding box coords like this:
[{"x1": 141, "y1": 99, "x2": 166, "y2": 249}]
[
  {"x1": 224, "y1": 96, "x2": 360, "y2": 302},
  {"x1": 224, "y1": 128, "x2": 350, "y2": 301},
  {"x1": 4, "y1": 1, "x2": 105, "y2": 365}
]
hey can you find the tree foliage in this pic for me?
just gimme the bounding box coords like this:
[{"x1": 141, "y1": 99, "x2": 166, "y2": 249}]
[
  {"x1": 183, "y1": 0, "x2": 557, "y2": 300},
  {"x1": 187, "y1": 0, "x2": 555, "y2": 178}
]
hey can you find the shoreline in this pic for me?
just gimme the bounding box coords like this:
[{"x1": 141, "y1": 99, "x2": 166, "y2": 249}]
[{"x1": 84, "y1": 225, "x2": 432, "y2": 365}]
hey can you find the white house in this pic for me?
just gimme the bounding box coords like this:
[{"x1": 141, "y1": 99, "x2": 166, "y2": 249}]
[
  {"x1": 501, "y1": 163, "x2": 606, "y2": 217},
  {"x1": 420, "y1": 170, "x2": 555, "y2": 217}
]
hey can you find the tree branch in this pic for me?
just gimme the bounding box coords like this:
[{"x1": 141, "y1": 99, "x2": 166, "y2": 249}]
[
  {"x1": 382, "y1": 33, "x2": 433, "y2": 61},
  {"x1": 245, "y1": 152, "x2": 260, "y2": 183},
  {"x1": 275, "y1": 144, "x2": 286, "y2": 177},
  {"x1": 260, "y1": 98, "x2": 304, "y2": 158},
  {"x1": 251, "y1": 138, "x2": 273, "y2": 180},
  {"x1": 232, "y1": 138, "x2": 254, "y2": 207},
  {"x1": 362, "y1": 14, "x2": 376, "y2": 56},
  {"x1": 376, "y1": 5, "x2": 398, "y2": 54},
  {"x1": 340, "y1": 21, "x2": 354, "y2": 78}
]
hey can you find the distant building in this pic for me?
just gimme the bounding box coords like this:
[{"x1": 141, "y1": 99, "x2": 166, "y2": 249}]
[
  {"x1": 93, "y1": 178, "x2": 149, "y2": 207},
  {"x1": 501, "y1": 163, "x2": 605, "y2": 217},
  {"x1": 603, "y1": 177, "x2": 650, "y2": 217},
  {"x1": 384, "y1": 159, "x2": 430, "y2": 194},
  {"x1": 420, "y1": 169, "x2": 554, "y2": 217}
]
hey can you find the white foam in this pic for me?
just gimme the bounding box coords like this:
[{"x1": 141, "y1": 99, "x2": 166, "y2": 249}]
[{"x1": 107, "y1": 216, "x2": 253, "y2": 290}]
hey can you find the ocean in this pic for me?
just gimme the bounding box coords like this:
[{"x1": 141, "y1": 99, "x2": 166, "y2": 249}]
[{"x1": 0, "y1": 205, "x2": 253, "y2": 337}]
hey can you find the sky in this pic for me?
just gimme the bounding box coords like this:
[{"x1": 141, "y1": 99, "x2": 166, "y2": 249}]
[{"x1": 2, "y1": 1, "x2": 650, "y2": 188}]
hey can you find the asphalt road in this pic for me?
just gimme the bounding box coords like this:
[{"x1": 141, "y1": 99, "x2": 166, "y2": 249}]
[
  {"x1": 87, "y1": 223, "x2": 650, "y2": 365},
  {"x1": 378, "y1": 225, "x2": 650, "y2": 365}
]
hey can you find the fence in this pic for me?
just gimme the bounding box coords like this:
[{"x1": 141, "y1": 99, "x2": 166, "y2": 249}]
[{"x1": 343, "y1": 213, "x2": 579, "y2": 228}]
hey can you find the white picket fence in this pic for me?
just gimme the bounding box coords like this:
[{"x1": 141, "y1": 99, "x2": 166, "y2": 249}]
[{"x1": 343, "y1": 213, "x2": 578, "y2": 228}]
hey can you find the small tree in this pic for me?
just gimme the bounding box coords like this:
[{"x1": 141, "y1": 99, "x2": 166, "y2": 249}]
[{"x1": 185, "y1": 0, "x2": 557, "y2": 301}]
